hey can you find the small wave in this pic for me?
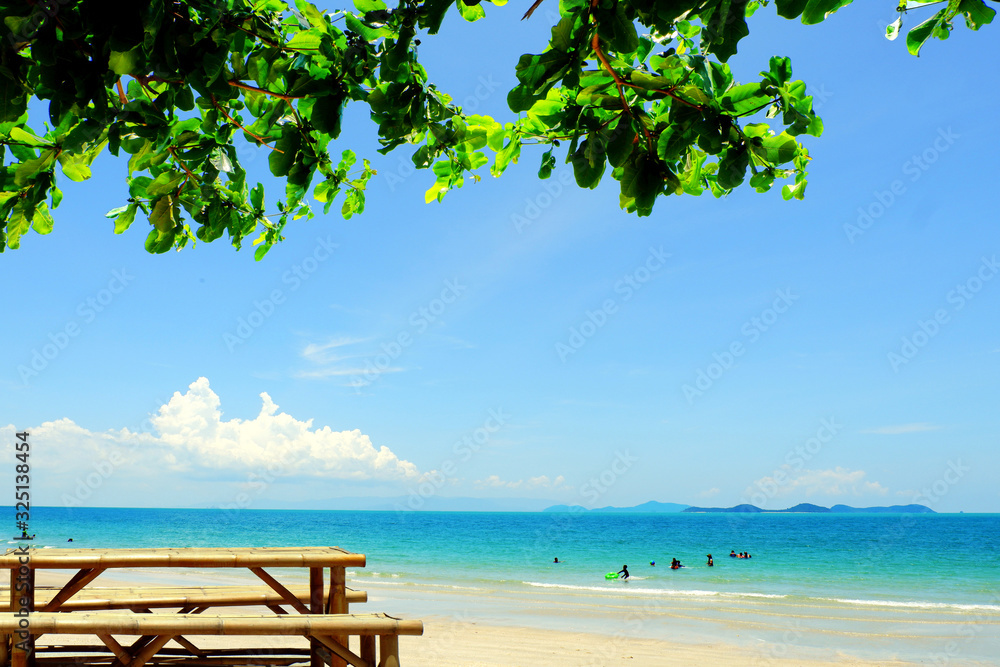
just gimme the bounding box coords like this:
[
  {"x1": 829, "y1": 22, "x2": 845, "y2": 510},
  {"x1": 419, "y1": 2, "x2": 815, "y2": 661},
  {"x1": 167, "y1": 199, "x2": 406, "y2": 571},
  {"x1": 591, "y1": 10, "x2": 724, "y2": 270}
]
[
  {"x1": 363, "y1": 580, "x2": 485, "y2": 592},
  {"x1": 521, "y1": 582, "x2": 737, "y2": 598},
  {"x1": 824, "y1": 598, "x2": 1000, "y2": 612},
  {"x1": 722, "y1": 592, "x2": 788, "y2": 600}
]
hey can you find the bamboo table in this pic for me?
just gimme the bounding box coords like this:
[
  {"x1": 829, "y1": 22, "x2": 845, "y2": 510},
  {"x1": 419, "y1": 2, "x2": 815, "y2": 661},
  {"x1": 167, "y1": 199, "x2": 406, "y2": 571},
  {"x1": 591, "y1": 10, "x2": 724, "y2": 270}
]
[{"x1": 0, "y1": 547, "x2": 366, "y2": 667}]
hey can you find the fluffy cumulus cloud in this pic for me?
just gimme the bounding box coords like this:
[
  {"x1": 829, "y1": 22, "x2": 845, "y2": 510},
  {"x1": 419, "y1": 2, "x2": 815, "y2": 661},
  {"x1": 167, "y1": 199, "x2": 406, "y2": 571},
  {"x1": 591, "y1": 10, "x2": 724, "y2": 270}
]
[
  {"x1": 474, "y1": 474, "x2": 568, "y2": 490},
  {"x1": 747, "y1": 466, "x2": 888, "y2": 502},
  {"x1": 4, "y1": 378, "x2": 420, "y2": 485},
  {"x1": 150, "y1": 378, "x2": 418, "y2": 480}
]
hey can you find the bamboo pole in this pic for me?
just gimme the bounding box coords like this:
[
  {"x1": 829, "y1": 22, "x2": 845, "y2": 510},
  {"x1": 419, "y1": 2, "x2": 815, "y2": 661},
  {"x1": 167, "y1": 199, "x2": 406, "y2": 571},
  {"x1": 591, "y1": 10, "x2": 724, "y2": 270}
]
[
  {"x1": 309, "y1": 568, "x2": 324, "y2": 667},
  {"x1": 311, "y1": 634, "x2": 369, "y2": 667},
  {"x1": 377, "y1": 636, "x2": 399, "y2": 667},
  {"x1": 10, "y1": 568, "x2": 33, "y2": 667},
  {"x1": 2, "y1": 567, "x2": 13, "y2": 667},
  {"x1": 0, "y1": 614, "x2": 423, "y2": 636},
  {"x1": 359, "y1": 637, "x2": 375, "y2": 666},
  {"x1": 329, "y1": 567, "x2": 348, "y2": 667},
  {"x1": 41, "y1": 567, "x2": 106, "y2": 611},
  {"x1": 24, "y1": 585, "x2": 367, "y2": 611},
  {"x1": 128, "y1": 634, "x2": 175, "y2": 667},
  {"x1": 249, "y1": 569, "x2": 310, "y2": 615},
  {"x1": 0, "y1": 547, "x2": 365, "y2": 570},
  {"x1": 96, "y1": 633, "x2": 130, "y2": 663}
]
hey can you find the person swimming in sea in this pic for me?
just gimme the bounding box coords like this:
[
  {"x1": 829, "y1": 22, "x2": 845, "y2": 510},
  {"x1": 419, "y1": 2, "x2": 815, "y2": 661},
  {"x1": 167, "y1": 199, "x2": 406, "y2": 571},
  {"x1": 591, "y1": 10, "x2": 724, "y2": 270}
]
[
  {"x1": 730, "y1": 550, "x2": 737, "y2": 557},
  {"x1": 707, "y1": 554, "x2": 714, "y2": 566},
  {"x1": 554, "y1": 557, "x2": 559, "y2": 563},
  {"x1": 670, "y1": 558, "x2": 682, "y2": 569},
  {"x1": 618, "y1": 564, "x2": 629, "y2": 580}
]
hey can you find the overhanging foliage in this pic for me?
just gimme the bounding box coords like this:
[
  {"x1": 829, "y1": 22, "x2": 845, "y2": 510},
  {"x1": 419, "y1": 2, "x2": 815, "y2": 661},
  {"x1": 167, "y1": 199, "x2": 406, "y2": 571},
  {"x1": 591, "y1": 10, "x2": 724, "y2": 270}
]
[{"x1": 0, "y1": 0, "x2": 994, "y2": 255}]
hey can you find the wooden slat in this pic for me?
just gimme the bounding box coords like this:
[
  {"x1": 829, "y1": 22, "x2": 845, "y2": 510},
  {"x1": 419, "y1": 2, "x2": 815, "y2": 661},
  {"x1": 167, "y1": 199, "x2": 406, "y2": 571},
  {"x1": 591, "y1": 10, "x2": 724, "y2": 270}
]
[
  {"x1": 0, "y1": 613, "x2": 423, "y2": 636},
  {"x1": 0, "y1": 547, "x2": 365, "y2": 569},
  {"x1": 24, "y1": 585, "x2": 367, "y2": 611}
]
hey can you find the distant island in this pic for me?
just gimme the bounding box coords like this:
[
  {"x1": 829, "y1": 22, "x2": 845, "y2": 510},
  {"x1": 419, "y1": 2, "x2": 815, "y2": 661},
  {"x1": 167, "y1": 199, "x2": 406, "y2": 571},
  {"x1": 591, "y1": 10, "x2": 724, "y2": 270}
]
[
  {"x1": 682, "y1": 503, "x2": 935, "y2": 514},
  {"x1": 543, "y1": 501, "x2": 690, "y2": 513},
  {"x1": 542, "y1": 501, "x2": 936, "y2": 514}
]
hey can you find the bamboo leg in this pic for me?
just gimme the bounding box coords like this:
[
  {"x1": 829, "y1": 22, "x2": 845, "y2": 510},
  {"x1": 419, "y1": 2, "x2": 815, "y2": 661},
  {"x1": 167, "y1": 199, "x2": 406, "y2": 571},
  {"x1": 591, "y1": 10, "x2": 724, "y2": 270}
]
[
  {"x1": 329, "y1": 567, "x2": 348, "y2": 667},
  {"x1": 377, "y1": 636, "x2": 399, "y2": 667},
  {"x1": 267, "y1": 605, "x2": 287, "y2": 615},
  {"x1": 249, "y1": 568, "x2": 310, "y2": 614},
  {"x1": 11, "y1": 568, "x2": 33, "y2": 667},
  {"x1": 41, "y1": 567, "x2": 106, "y2": 611},
  {"x1": 311, "y1": 635, "x2": 367, "y2": 667},
  {"x1": 2, "y1": 567, "x2": 13, "y2": 667},
  {"x1": 359, "y1": 637, "x2": 375, "y2": 666},
  {"x1": 128, "y1": 634, "x2": 174, "y2": 667},
  {"x1": 310, "y1": 568, "x2": 329, "y2": 667},
  {"x1": 96, "y1": 633, "x2": 130, "y2": 664}
]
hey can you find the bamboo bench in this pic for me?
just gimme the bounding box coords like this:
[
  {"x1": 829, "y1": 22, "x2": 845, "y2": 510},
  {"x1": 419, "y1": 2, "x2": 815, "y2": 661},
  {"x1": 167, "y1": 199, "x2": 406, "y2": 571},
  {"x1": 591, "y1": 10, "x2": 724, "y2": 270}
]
[
  {"x1": 0, "y1": 612, "x2": 422, "y2": 667},
  {"x1": 19, "y1": 586, "x2": 367, "y2": 613}
]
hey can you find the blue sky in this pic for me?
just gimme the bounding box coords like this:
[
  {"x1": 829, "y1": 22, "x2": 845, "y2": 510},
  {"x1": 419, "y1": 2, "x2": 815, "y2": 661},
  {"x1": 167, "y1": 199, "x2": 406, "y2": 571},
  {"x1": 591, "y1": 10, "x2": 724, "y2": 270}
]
[{"x1": 2, "y1": 3, "x2": 998, "y2": 512}]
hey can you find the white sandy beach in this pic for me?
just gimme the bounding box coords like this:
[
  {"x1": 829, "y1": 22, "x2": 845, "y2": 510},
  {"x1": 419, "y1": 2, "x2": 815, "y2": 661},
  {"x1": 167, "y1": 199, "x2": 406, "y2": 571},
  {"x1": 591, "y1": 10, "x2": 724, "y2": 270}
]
[{"x1": 25, "y1": 570, "x2": 999, "y2": 667}]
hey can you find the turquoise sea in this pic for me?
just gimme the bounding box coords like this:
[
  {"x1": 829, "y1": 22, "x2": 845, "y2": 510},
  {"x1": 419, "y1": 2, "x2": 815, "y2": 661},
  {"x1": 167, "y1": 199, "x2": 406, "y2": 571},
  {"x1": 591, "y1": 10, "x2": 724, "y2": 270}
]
[{"x1": 13, "y1": 507, "x2": 1000, "y2": 664}]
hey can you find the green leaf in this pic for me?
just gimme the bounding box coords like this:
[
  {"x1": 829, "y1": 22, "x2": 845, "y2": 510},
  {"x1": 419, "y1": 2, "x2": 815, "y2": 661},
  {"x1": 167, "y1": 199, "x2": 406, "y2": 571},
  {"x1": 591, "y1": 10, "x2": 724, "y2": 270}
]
[
  {"x1": 146, "y1": 170, "x2": 187, "y2": 198},
  {"x1": 0, "y1": 74, "x2": 28, "y2": 123},
  {"x1": 250, "y1": 183, "x2": 265, "y2": 213},
  {"x1": 114, "y1": 203, "x2": 139, "y2": 234},
  {"x1": 269, "y1": 128, "x2": 301, "y2": 177},
  {"x1": 538, "y1": 149, "x2": 556, "y2": 179},
  {"x1": 717, "y1": 145, "x2": 750, "y2": 190},
  {"x1": 14, "y1": 150, "x2": 57, "y2": 186},
  {"x1": 907, "y1": 9, "x2": 947, "y2": 55},
  {"x1": 959, "y1": 0, "x2": 995, "y2": 29},
  {"x1": 31, "y1": 203, "x2": 53, "y2": 235},
  {"x1": 886, "y1": 16, "x2": 903, "y2": 40},
  {"x1": 9, "y1": 127, "x2": 49, "y2": 147},
  {"x1": 775, "y1": 0, "x2": 808, "y2": 19},
  {"x1": 609, "y1": 4, "x2": 640, "y2": 54},
  {"x1": 457, "y1": 0, "x2": 487, "y2": 22},
  {"x1": 801, "y1": 0, "x2": 852, "y2": 25},
  {"x1": 719, "y1": 82, "x2": 774, "y2": 115},
  {"x1": 571, "y1": 141, "x2": 605, "y2": 189},
  {"x1": 59, "y1": 157, "x2": 92, "y2": 181},
  {"x1": 606, "y1": 118, "x2": 635, "y2": 169},
  {"x1": 109, "y1": 47, "x2": 142, "y2": 75},
  {"x1": 149, "y1": 195, "x2": 179, "y2": 232},
  {"x1": 750, "y1": 132, "x2": 800, "y2": 164}
]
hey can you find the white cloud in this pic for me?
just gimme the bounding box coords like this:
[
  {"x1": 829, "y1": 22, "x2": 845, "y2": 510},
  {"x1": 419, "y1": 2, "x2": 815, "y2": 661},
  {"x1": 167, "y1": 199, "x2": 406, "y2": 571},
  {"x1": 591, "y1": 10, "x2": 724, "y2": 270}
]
[
  {"x1": 294, "y1": 366, "x2": 402, "y2": 380},
  {"x1": 748, "y1": 467, "x2": 888, "y2": 501},
  {"x1": 301, "y1": 337, "x2": 368, "y2": 364},
  {"x1": 5, "y1": 378, "x2": 420, "y2": 484},
  {"x1": 861, "y1": 422, "x2": 941, "y2": 435},
  {"x1": 474, "y1": 474, "x2": 568, "y2": 490},
  {"x1": 699, "y1": 487, "x2": 720, "y2": 498},
  {"x1": 297, "y1": 336, "x2": 404, "y2": 384}
]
